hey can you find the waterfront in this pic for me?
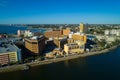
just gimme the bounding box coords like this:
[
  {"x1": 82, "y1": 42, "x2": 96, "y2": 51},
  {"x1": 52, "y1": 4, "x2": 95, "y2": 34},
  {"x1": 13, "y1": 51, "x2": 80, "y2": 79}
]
[
  {"x1": 0, "y1": 26, "x2": 27, "y2": 34},
  {"x1": 0, "y1": 47, "x2": 120, "y2": 80},
  {"x1": 0, "y1": 26, "x2": 46, "y2": 34}
]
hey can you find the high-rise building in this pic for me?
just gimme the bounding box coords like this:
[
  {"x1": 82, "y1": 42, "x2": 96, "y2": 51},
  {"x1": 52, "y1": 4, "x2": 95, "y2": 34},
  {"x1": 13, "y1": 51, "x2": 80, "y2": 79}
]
[
  {"x1": 79, "y1": 23, "x2": 88, "y2": 33},
  {"x1": 80, "y1": 23, "x2": 84, "y2": 33},
  {"x1": 25, "y1": 36, "x2": 45, "y2": 55}
]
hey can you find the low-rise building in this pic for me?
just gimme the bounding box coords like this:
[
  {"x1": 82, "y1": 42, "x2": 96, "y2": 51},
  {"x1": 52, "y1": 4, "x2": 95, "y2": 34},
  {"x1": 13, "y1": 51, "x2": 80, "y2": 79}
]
[
  {"x1": 106, "y1": 36, "x2": 116, "y2": 43},
  {"x1": 95, "y1": 35, "x2": 106, "y2": 41},
  {"x1": 67, "y1": 32, "x2": 87, "y2": 44},
  {"x1": 72, "y1": 32, "x2": 87, "y2": 43},
  {"x1": 45, "y1": 48, "x2": 63, "y2": 58},
  {"x1": 17, "y1": 30, "x2": 34, "y2": 37},
  {"x1": 104, "y1": 30, "x2": 110, "y2": 35},
  {"x1": 44, "y1": 29, "x2": 71, "y2": 39},
  {"x1": 64, "y1": 42, "x2": 85, "y2": 55},
  {"x1": 44, "y1": 30, "x2": 63, "y2": 39},
  {"x1": 24, "y1": 30, "x2": 34, "y2": 37},
  {"x1": 63, "y1": 29, "x2": 71, "y2": 36},
  {"x1": 104, "y1": 29, "x2": 120, "y2": 36},
  {"x1": 0, "y1": 43, "x2": 22, "y2": 65},
  {"x1": 52, "y1": 48, "x2": 63, "y2": 56},
  {"x1": 53, "y1": 37, "x2": 67, "y2": 49}
]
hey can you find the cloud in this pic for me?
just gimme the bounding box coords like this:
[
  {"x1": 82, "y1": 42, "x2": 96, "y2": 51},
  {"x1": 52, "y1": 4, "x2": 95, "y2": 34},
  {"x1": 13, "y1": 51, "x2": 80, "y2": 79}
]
[{"x1": 0, "y1": 0, "x2": 8, "y2": 7}]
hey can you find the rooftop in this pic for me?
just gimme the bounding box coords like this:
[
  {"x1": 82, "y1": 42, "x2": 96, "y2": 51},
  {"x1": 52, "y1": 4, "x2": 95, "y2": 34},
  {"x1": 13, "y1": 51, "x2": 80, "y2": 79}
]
[
  {"x1": 74, "y1": 32, "x2": 85, "y2": 35},
  {"x1": 25, "y1": 35, "x2": 44, "y2": 41},
  {"x1": 30, "y1": 35, "x2": 44, "y2": 40},
  {"x1": 66, "y1": 43, "x2": 78, "y2": 46},
  {"x1": 0, "y1": 38, "x2": 21, "y2": 43},
  {"x1": 53, "y1": 48, "x2": 62, "y2": 51},
  {"x1": 0, "y1": 43, "x2": 18, "y2": 54}
]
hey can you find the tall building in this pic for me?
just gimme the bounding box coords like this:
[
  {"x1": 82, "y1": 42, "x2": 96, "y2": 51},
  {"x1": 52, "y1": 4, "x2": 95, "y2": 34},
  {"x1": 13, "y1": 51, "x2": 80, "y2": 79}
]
[
  {"x1": 25, "y1": 36, "x2": 45, "y2": 55},
  {"x1": 80, "y1": 23, "x2": 84, "y2": 33},
  {"x1": 79, "y1": 23, "x2": 88, "y2": 33}
]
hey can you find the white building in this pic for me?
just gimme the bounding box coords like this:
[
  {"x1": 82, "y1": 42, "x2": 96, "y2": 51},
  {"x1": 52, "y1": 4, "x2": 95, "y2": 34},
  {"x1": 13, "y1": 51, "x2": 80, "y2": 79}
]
[
  {"x1": 104, "y1": 29, "x2": 120, "y2": 36},
  {"x1": 106, "y1": 36, "x2": 116, "y2": 43},
  {"x1": 17, "y1": 30, "x2": 34, "y2": 37},
  {"x1": 104, "y1": 30, "x2": 110, "y2": 35},
  {"x1": 24, "y1": 30, "x2": 34, "y2": 37},
  {"x1": 95, "y1": 35, "x2": 106, "y2": 41}
]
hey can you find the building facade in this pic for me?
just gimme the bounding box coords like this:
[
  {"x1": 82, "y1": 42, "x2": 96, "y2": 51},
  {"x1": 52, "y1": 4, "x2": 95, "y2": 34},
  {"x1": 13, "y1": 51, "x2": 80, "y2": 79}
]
[
  {"x1": 72, "y1": 33, "x2": 87, "y2": 43},
  {"x1": 104, "y1": 29, "x2": 120, "y2": 36},
  {"x1": 79, "y1": 23, "x2": 88, "y2": 33},
  {"x1": 64, "y1": 42, "x2": 85, "y2": 55},
  {"x1": 25, "y1": 36, "x2": 45, "y2": 55},
  {"x1": 0, "y1": 54, "x2": 9, "y2": 65},
  {"x1": 62, "y1": 29, "x2": 71, "y2": 36},
  {"x1": 17, "y1": 30, "x2": 34, "y2": 37},
  {"x1": 44, "y1": 30, "x2": 63, "y2": 39},
  {"x1": 0, "y1": 44, "x2": 22, "y2": 65},
  {"x1": 80, "y1": 23, "x2": 84, "y2": 33},
  {"x1": 44, "y1": 29, "x2": 71, "y2": 39}
]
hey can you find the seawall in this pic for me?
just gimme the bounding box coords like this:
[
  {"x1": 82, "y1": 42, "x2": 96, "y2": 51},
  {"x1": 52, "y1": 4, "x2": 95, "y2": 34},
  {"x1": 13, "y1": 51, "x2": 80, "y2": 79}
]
[{"x1": 0, "y1": 45, "x2": 118, "y2": 73}]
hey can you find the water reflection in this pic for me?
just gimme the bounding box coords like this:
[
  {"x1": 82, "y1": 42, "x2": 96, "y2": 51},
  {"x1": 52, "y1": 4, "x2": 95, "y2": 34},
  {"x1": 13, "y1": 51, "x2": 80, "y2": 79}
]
[
  {"x1": 64, "y1": 58, "x2": 87, "y2": 70},
  {"x1": 0, "y1": 47, "x2": 120, "y2": 80}
]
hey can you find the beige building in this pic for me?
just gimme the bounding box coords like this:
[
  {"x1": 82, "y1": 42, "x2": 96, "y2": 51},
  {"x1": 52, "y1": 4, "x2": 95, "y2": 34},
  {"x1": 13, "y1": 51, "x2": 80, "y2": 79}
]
[
  {"x1": 52, "y1": 48, "x2": 63, "y2": 56},
  {"x1": 45, "y1": 48, "x2": 63, "y2": 58},
  {"x1": 53, "y1": 37, "x2": 67, "y2": 49},
  {"x1": 63, "y1": 29, "x2": 71, "y2": 36},
  {"x1": 72, "y1": 33, "x2": 87, "y2": 44},
  {"x1": 68, "y1": 32, "x2": 87, "y2": 44},
  {"x1": 79, "y1": 23, "x2": 88, "y2": 33},
  {"x1": 65, "y1": 32, "x2": 87, "y2": 55},
  {"x1": 64, "y1": 42, "x2": 85, "y2": 55},
  {"x1": 80, "y1": 23, "x2": 84, "y2": 33},
  {"x1": 44, "y1": 30, "x2": 63, "y2": 39},
  {"x1": 0, "y1": 44, "x2": 22, "y2": 65},
  {"x1": 25, "y1": 36, "x2": 45, "y2": 55}
]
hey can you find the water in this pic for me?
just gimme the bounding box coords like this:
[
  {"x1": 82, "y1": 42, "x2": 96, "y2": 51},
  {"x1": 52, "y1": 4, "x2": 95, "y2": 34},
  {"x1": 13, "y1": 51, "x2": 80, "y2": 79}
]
[
  {"x1": 0, "y1": 26, "x2": 46, "y2": 34},
  {"x1": 0, "y1": 47, "x2": 120, "y2": 80},
  {"x1": 0, "y1": 26, "x2": 27, "y2": 34}
]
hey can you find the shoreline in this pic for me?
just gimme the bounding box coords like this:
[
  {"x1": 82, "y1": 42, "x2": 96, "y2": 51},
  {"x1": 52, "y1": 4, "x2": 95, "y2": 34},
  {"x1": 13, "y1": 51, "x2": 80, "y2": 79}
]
[{"x1": 0, "y1": 45, "x2": 119, "y2": 73}]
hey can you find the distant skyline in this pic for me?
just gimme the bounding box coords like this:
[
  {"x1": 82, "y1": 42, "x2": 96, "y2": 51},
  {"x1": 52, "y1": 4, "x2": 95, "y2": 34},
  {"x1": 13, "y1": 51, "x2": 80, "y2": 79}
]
[{"x1": 0, "y1": 0, "x2": 120, "y2": 24}]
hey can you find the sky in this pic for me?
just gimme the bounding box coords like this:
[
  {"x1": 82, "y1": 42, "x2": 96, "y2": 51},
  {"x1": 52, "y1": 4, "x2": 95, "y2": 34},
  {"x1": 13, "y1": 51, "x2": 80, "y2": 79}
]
[{"x1": 0, "y1": 0, "x2": 120, "y2": 24}]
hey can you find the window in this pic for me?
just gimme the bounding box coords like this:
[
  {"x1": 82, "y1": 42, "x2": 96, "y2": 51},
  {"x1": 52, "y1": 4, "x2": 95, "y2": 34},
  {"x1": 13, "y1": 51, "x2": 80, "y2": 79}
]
[
  {"x1": 80, "y1": 45, "x2": 84, "y2": 49},
  {"x1": 32, "y1": 42, "x2": 37, "y2": 44}
]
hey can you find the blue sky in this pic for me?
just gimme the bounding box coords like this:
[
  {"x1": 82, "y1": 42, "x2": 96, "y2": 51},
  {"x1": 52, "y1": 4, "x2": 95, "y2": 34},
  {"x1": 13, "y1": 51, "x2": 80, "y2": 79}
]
[{"x1": 0, "y1": 0, "x2": 120, "y2": 24}]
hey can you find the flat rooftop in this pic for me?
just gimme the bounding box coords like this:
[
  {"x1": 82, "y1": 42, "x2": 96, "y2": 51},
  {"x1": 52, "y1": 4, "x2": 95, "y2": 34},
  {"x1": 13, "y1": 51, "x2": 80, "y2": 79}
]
[
  {"x1": 0, "y1": 43, "x2": 18, "y2": 54},
  {"x1": 66, "y1": 43, "x2": 78, "y2": 46},
  {"x1": 0, "y1": 38, "x2": 21, "y2": 43}
]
